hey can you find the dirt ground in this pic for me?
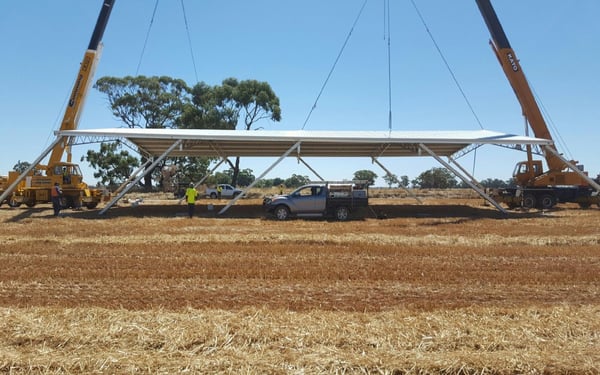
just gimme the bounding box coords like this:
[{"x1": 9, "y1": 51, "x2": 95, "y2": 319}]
[
  {"x1": 1, "y1": 196, "x2": 598, "y2": 311},
  {"x1": 0, "y1": 195, "x2": 599, "y2": 373}
]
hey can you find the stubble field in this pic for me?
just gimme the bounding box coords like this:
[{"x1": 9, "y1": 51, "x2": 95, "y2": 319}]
[{"x1": 0, "y1": 192, "x2": 598, "y2": 374}]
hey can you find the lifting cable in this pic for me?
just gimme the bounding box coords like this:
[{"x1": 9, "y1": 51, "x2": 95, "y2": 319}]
[
  {"x1": 531, "y1": 85, "x2": 574, "y2": 161},
  {"x1": 135, "y1": 0, "x2": 199, "y2": 83},
  {"x1": 301, "y1": 0, "x2": 369, "y2": 130},
  {"x1": 136, "y1": 0, "x2": 160, "y2": 75},
  {"x1": 384, "y1": 0, "x2": 393, "y2": 133},
  {"x1": 180, "y1": 0, "x2": 200, "y2": 83},
  {"x1": 409, "y1": 0, "x2": 485, "y2": 130}
]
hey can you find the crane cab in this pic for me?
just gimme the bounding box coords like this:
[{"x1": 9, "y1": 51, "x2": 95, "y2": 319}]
[{"x1": 513, "y1": 160, "x2": 543, "y2": 186}]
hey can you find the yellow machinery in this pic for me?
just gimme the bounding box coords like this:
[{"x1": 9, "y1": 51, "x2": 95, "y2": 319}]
[
  {"x1": 1, "y1": 0, "x2": 115, "y2": 209},
  {"x1": 476, "y1": 0, "x2": 600, "y2": 209}
]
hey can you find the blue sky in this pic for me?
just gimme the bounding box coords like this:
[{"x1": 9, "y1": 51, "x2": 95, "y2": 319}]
[{"x1": 1, "y1": 1, "x2": 599, "y2": 186}]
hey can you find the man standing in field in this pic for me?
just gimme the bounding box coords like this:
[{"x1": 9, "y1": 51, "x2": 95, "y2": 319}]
[
  {"x1": 51, "y1": 182, "x2": 63, "y2": 217},
  {"x1": 185, "y1": 183, "x2": 198, "y2": 218}
]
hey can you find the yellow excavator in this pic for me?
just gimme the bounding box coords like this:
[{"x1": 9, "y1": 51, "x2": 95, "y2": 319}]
[
  {"x1": 1, "y1": 0, "x2": 115, "y2": 208},
  {"x1": 476, "y1": 0, "x2": 600, "y2": 209}
]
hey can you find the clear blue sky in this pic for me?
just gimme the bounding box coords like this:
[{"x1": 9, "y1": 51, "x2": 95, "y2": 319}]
[{"x1": 1, "y1": 1, "x2": 599, "y2": 186}]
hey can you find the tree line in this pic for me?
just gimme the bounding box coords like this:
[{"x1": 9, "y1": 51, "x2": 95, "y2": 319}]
[{"x1": 11, "y1": 159, "x2": 513, "y2": 190}]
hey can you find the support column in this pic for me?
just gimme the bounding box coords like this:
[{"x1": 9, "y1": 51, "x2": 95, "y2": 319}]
[
  {"x1": 544, "y1": 146, "x2": 600, "y2": 192},
  {"x1": 371, "y1": 157, "x2": 423, "y2": 204},
  {"x1": 297, "y1": 157, "x2": 325, "y2": 182},
  {"x1": 419, "y1": 143, "x2": 507, "y2": 214},
  {"x1": 218, "y1": 141, "x2": 302, "y2": 215},
  {"x1": 112, "y1": 158, "x2": 153, "y2": 196},
  {"x1": 99, "y1": 140, "x2": 183, "y2": 215},
  {"x1": 0, "y1": 136, "x2": 64, "y2": 204},
  {"x1": 178, "y1": 157, "x2": 228, "y2": 204},
  {"x1": 447, "y1": 155, "x2": 485, "y2": 191}
]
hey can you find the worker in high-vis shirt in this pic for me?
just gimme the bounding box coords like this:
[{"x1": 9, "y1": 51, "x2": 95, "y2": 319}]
[{"x1": 185, "y1": 183, "x2": 198, "y2": 218}]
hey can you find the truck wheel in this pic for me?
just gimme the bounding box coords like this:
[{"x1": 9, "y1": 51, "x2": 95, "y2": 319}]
[
  {"x1": 25, "y1": 201, "x2": 36, "y2": 208},
  {"x1": 85, "y1": 202, "x2": 98, "y2": 209},
  {"x1": 274, "y1": 205, "x2": 289, "y2": 220},
  {"x1": 210, "y1": 192, "x2": 217, "y2": 199},
  {"x1": 578, "y1": 202, "x2": 591, "y2": 209},
  {"x1": 8, "y1": 199, "x2": 21, "y2": 208},
  {"x1": 335, "y1": 206, "x2": 350, "y2": 221},
  {"x1": 522, "y1": 194, "x2": 536, "y2": 209},
  {"x1": 540, "y1": 194, "x2": 555, "y2": 210}
]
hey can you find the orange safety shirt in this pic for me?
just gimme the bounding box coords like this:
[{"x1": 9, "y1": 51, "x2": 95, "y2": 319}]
[{"x1": 51, "y1": 185, "x2": 61, "y2": 197}]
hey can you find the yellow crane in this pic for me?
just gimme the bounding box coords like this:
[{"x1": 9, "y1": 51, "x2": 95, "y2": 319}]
[
  {"x1": 476, "y1": 0, "x2": 600, "y2": 209},
  {"x1": 1, "y1": 0, "x2": 115, "y2": 208}
]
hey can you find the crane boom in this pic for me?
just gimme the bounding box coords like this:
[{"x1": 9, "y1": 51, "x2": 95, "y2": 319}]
[
  {"x1": 47, "y1": 0, "x2": 115, "y2": 166},
  {"x1": 475, "y1": 0, "x2": 565, "y2": 172},
  {"x1": 476, "y1": 0, "x2": 599, "y2": 209}
]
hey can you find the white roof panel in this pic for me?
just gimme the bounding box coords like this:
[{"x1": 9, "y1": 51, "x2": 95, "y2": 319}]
[{"x1": 58, "y1": 128, "x2": 553, "y2": 158}]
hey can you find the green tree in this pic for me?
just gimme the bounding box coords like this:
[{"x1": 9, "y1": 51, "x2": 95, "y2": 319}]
[
  {"x1": 479, "y1": 178, "x2": 510, "y2": 188},
  {"x1": 185, "y1": 78, "x2": 281, "y2": 186},
  {"x1": 225, "y1": 168, "x2": 255, "y2": 187},
  {"x1": 12, "y1": 160, "x2": 31, "y2": 173},
  {"x1": 353, "y1": 170, "x2": 378, "y2": 186},
  {"x1": 94, "y1": 75, "x2": 191, "y2": 190},
  {"x1": 81, "y1": 142, "x2": 139, "y2": 188},
  {"x1": 399, "y1": 175, "x2": 410, "y2": 188},
  {"x1": 383, "y1": 173, "x2": 399, "y2": 188},
  {"x1": 412, "y1": 168, "x2": 458, "y2": 189},
  {"x1": 212, "y1": 172, "x2": 231, "y2": 185},
  {"x1": 164, "y1": 157, "x2": 212, "y2": 189},
  {"x1": 284, "y1": 174, "x2": 310, "y2": 188}
]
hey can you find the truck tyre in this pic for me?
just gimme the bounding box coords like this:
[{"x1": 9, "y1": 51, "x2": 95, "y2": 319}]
[
  {"x1": 210, "y1": 192, "x2": 217, "y2": 199},
  {"x1": 335, "y1": 206, "x2": 350, "y2": 221},
  {"x1": 540, "y1": 194, "x2": 555, "y2": 210},
  {"x1": 274, "y1": 205, "x2": 289, "y2": 220},
  {"x1": 85, "y1": 202, "x2": 98, "y2": 209},
  {"x1": 522, "y1": 194, "x2": 536, "y2": 209},
  {"x1": 8, "y1": 199, "x2": 21, "y2": 208},
  {"x1": 578, "y1": 202, "x2": 591, "y2": 209}
]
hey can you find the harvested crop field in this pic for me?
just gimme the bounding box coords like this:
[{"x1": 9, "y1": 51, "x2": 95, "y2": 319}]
[{"x1": 0, "y1": 194, "x2": 599, "y2": 374}]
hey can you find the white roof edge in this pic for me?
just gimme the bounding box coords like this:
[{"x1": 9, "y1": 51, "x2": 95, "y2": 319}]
[{"x1": 57, "y1": 128, "x2": 553, "y2": 145}]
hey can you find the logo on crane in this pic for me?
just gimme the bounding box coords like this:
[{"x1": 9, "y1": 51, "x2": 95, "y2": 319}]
[
  {"x1": 506, "y1": 52, "x2": 519, "y2": 72},
  {"x1": 68, "y1": 55, "x2": 92, "y2": 107}
]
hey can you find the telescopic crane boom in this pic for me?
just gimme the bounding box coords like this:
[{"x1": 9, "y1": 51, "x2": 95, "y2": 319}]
[
  {"x1": 49, "y1": 0, "x2": 115, "y2": 165},
  {"x1": 475, "y1": 0, "x2": 600, "y2": 209},
  {"x1": 0, "y1": 0, "x2": 115, "y2": 209}
]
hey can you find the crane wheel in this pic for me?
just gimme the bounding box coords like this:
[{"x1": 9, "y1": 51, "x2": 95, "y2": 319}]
[
  {"x1": 522, "y1": 194, "x2": 536, "y2": 209},
  {"x1": 540, "y1": 194, "x2": 555, "y2": 210}
]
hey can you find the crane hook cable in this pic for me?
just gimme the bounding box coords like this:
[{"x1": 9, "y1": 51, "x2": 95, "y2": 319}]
[
  {"x1": 180, "y1": 0, "x2": 200, "y2": 83},
  {"x1": 384, "y1": 0, "x2": 392, "y2": 133},
  {"x1": 531, "y1": 84, "x2": 574, "y2": 161},
  {"x1": 409, "y1": 0, "x2": 484, "y2": 130},
  {"x1": 301, "y1": 0, "x2": 369, "y2": 130},
  {"x1": 136, "y1": 0, "x2": 160, "y2": 75}
]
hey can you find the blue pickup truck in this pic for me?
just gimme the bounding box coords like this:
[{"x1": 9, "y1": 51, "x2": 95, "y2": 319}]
[{"x1": 263, "y1": 182, "x2": 368, "y2": 221}]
